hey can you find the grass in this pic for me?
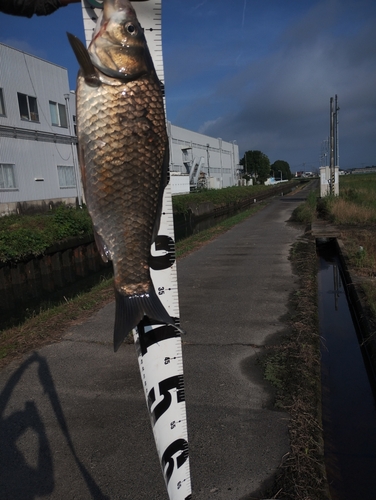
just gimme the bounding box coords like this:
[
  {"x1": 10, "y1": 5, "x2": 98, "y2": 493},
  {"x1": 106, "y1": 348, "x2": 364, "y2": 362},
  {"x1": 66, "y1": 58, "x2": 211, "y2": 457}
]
[
  {"x1": 291, "y1": 190, "x2": 318, "y2": 225},
  {"x1": 327, "y1": 198, "x2": 376, "y2": 225},
  {"x1": 319, "y1": 173, "x2": 376, "y2": 225},
  {"x1": 263, "y1": 238, "x2": 329, "y2": 500},
  {"x1": 172, "y1": 182, "x2": 297, "y2": 213},
  {"x1": 363, "y1": 281, "x2": 376, "y2": 318},
  {"x1": 0, "y1": 204, "x2": 93, "y2": 263},
  {"x1": 340, "y1": 229, "x2": 376, "y2": 276},
  {"x1": 0, "y1": 278, "x2": 114, "y2": 368}
]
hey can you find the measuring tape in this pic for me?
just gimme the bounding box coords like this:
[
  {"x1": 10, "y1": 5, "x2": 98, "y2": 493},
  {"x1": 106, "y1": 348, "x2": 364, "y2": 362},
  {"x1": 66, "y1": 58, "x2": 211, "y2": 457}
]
[{"x1": 79, "y1": 2, "x2": 191, "y2": 498}]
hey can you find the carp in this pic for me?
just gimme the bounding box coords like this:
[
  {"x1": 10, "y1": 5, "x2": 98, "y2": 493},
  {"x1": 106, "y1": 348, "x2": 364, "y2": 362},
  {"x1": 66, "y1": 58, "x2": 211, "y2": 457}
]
[{"x1": 68, "y1": 0, "x2": 175, "y2": 351}]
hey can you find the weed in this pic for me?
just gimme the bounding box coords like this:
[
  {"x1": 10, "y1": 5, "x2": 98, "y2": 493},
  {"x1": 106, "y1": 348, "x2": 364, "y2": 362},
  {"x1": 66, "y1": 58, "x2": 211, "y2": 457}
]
[
  {"x1": 264, "y1": 238, "x2": 329, "y2": 500},
  {"x1": 321, "y1": 173, "x2": 376, "y2": 225},
  {"x1": 0, "y1": 204, "x2": 93, "y2": 263},
  {"x1": 329, "y1": 198, "x2": 376, "y2": 224},
  {"x1": 363, "y1": 281, "x2": 376, "y2": 318},
  {"x1": 292, "y1": 190, "x2": 318, "y2": 224},
  {"x1": 172, "y1": 182, "x2": 297, "y2": 214}
]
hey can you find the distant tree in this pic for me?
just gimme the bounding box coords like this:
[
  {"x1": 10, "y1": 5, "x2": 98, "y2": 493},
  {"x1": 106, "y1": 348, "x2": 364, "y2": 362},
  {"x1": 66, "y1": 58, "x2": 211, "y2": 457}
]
[
  {"x1": 240, "y1": 150, "x2": 270, "y2": 184},
  {"x1": 271, "y1": 160, "x2": 292, "y2": 181}
]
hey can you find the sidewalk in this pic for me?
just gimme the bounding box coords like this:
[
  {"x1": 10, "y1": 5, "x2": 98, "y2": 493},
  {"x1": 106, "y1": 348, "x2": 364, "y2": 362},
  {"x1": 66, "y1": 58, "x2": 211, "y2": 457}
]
[{"x1": 0, "y1": 189, "x2": 309, "y2": 499}]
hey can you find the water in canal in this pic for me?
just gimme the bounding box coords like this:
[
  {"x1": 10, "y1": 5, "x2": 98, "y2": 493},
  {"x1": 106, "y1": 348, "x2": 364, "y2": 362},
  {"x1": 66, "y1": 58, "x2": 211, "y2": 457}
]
[{"x1": 317, "y1": 239, "x2": 376, "y2": 500}]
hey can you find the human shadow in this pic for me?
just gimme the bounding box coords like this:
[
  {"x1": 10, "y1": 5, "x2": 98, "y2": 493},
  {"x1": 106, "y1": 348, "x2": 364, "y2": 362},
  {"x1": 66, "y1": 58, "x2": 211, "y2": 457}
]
[{"x1": 0, "y1": 352, "x2": 109, "y2": 499}]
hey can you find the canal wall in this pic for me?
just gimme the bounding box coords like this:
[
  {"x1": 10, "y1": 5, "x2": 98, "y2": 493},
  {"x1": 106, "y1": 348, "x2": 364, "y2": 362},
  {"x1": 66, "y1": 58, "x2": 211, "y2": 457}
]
[
  {"x1": 175, "y1": 181, "x2": 297, "y2": 240},
  {"x1": 0, "y1": 236, "x2": 111, "y2": 325},
  {"x1": 1, "y1": 182, "x2": 297, "y2": 325},
  {"x1": 313, "y1": 221, "x2": 376, "y2": 374},
  {"x1": 335, "y1": 238, "x2": 376, "y2": 371}
]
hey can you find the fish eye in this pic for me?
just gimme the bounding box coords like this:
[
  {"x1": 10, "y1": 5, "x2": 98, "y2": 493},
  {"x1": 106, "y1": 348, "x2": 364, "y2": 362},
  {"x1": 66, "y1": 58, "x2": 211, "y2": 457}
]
[{"x1": 125, "y1": 23, "x2": 137, "y2": 35}]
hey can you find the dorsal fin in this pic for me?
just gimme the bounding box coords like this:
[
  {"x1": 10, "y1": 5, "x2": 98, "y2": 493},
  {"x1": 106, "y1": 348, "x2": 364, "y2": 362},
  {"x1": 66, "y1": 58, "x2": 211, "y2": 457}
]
[{"x1": 67, "y1": 32, "x2": 100, "y2": 87}]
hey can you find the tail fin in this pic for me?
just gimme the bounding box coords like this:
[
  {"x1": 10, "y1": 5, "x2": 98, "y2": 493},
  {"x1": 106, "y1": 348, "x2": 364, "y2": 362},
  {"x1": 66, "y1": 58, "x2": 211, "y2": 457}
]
[{"x1": 113, "y1": 287, "x2": 175, "y2": 352}]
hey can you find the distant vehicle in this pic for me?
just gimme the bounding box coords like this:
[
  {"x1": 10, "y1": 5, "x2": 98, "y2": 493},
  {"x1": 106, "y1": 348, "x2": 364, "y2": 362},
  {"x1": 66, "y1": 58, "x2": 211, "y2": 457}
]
[{"x1": 295, "y1": 171, "x2": 315, "y2": 178}]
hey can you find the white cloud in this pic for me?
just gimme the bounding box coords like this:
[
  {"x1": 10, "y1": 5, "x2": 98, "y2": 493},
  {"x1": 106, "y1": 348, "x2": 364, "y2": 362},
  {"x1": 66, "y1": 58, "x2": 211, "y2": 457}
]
[{"x1": 198, "y1": 118, "x2": 223, "y2": 134}]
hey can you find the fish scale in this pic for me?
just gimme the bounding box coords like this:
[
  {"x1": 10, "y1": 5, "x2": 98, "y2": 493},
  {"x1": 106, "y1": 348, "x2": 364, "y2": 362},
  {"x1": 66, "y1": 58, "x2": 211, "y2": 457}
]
[{"x1": 76, "y1": 76, "x2": 167, "y2": 296}]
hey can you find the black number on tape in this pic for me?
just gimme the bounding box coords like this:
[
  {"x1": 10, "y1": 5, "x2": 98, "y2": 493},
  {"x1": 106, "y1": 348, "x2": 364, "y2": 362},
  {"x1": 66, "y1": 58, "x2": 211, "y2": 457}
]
[
  {"x1": 137, "y1": 320, "x2": 180, "y2": 356},
  {"x1": 161, "y1": 439, "x2": 189, "y2": 484},
  {"x1": 148, "y1": 375, "x2": 185, "y2": 425},
  {"x1": 149, "y1": 235, "x2": 176, "y2": 270}
]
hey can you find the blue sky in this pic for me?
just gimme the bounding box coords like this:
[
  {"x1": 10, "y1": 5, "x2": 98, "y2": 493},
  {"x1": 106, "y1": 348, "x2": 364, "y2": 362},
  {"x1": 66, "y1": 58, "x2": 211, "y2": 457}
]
[{"x1": 1, "y1": 0, "x2": 375, "y2": 172}]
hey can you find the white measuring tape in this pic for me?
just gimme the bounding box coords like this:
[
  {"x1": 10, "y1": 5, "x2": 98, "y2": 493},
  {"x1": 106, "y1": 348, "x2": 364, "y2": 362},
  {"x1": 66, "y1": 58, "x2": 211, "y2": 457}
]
[{"x1": 79, "y1": 2, "x2": 191, "y2": 498}]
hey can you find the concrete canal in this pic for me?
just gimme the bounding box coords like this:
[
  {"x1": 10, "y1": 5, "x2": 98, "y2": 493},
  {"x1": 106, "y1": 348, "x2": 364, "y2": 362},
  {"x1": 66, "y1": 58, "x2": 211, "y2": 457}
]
[{"x1": 317, "y1": 239, "x2": 376, "y2": 500}]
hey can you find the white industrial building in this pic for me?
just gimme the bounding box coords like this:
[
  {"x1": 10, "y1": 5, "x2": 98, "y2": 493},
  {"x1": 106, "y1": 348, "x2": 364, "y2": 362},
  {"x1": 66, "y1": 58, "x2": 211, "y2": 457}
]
[
  {"x1": 0, "y1": 42, "x2": 240, "y2": 215},
  {"x1": 0, "y1": 43, "x2": 80, "y2": 215},
  {"x1": 168, "y1": 123, "x2": 239, "y2": 194}
]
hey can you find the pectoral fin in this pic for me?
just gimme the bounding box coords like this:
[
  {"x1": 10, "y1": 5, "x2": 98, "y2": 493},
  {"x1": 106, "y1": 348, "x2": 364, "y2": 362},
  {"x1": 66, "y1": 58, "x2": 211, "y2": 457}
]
[{"x1": 94, "y1": 230, "x2": 111, "y2": 262}]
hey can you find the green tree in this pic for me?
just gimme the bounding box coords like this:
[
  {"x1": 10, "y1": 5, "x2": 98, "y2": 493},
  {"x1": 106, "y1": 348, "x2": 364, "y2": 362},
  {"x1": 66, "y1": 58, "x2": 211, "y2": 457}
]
[
  {"x1": 240, "y1": 150, "x2": 271, "y2": 184},
  {"x1": 271, "y1": 160, "x2": 292, "y2": 181}
]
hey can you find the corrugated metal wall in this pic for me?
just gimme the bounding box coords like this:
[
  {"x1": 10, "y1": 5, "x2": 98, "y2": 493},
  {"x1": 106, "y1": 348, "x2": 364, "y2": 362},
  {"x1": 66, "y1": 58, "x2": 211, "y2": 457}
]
[
  {"x1": 0, "y1": 238, "x2": 110, "y2": 322},
  {"x1": 0, "y1": 43, "x2": 71, "y2": 132},
  {"x1": 169, "y1": 123, "x2": 240, "y2": 188},
  {"x1": 0, "y1": 43, "x2": 80, "y2": 214},
  {"x1": 0, "y1": 138, "x2": 77, "y2": 203}
]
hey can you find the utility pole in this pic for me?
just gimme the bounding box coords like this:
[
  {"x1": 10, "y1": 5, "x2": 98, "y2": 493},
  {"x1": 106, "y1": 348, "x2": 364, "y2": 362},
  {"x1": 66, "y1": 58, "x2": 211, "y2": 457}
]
[
  {"x1": 329, "y1": 97, "x2": 335, "y2": 195},
  {"x1": 334, "y1": 94, "x2": 339, "y2": 168},
  {"x1": 206, "y1": 143, "x2": 210, "y2": 178},
  {"x1": 320, "y1": 137, "x2": 329, "y2": 167}
]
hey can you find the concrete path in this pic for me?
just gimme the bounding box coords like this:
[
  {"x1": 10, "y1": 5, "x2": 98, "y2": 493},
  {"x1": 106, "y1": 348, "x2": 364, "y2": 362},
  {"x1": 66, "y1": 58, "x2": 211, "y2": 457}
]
[{"x1": 0, "y1": 185, "x2": 312, "y2": 500}]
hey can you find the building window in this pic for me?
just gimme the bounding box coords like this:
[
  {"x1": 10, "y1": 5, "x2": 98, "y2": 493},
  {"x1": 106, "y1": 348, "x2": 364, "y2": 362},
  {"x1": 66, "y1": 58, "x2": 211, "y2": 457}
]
[
  {"x1": 57, "y1": 165, "x2": 76, "y2": 188},
  {"x1": 49, "y1": 101, "x2": 68, "y2": 128},
  {"x1": 17, "y1": 93, "x2": 39, "y2": 122},
  {"x1": 0, "y1": 88, "x2": 6, "y2": 116},
  {"x1": 0, "y1": 164, "x2": 17, "y2": 190}
]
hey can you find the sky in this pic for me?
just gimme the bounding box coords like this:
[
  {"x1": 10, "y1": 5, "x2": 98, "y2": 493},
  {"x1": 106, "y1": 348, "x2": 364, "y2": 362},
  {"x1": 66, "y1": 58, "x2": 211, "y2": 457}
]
[{"x1": 1, "y1": 0, "x2": 375, "y2": 173}]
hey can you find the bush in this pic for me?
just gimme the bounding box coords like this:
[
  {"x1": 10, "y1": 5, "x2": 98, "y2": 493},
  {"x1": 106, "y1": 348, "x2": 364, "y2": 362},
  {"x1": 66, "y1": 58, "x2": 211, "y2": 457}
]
[
  {"x1": 0, "y1": 228, "x2": 47, "y2": 261},
  {"x1": 292, "y1": 191, "x2": 318, "y2": 224},
  {"x1": 0, "y1": 205, "x2": 93, "y2": 263},
  {"x1": 50, "y1": 204, "x2": 92, "y2": 241}
]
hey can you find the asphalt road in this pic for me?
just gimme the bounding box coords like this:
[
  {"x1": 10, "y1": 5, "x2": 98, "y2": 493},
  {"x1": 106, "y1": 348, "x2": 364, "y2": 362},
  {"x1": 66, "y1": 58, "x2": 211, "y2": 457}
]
[{"x1": 0, "y1": 183, "x2": 313, "y2": 500}]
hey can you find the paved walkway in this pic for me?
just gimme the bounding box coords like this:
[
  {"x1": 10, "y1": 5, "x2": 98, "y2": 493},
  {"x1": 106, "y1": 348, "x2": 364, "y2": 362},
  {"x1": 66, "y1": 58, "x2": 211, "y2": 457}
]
[{"x1": 0, "y1": 185, "x2": 312, "y2": 499}]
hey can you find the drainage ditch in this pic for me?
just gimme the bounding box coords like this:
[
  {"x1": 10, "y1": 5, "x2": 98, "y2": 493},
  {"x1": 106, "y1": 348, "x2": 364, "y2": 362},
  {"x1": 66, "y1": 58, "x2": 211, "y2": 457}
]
[{"x1": 317, "y1": 238, "x2": 376, "y2": 500}]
